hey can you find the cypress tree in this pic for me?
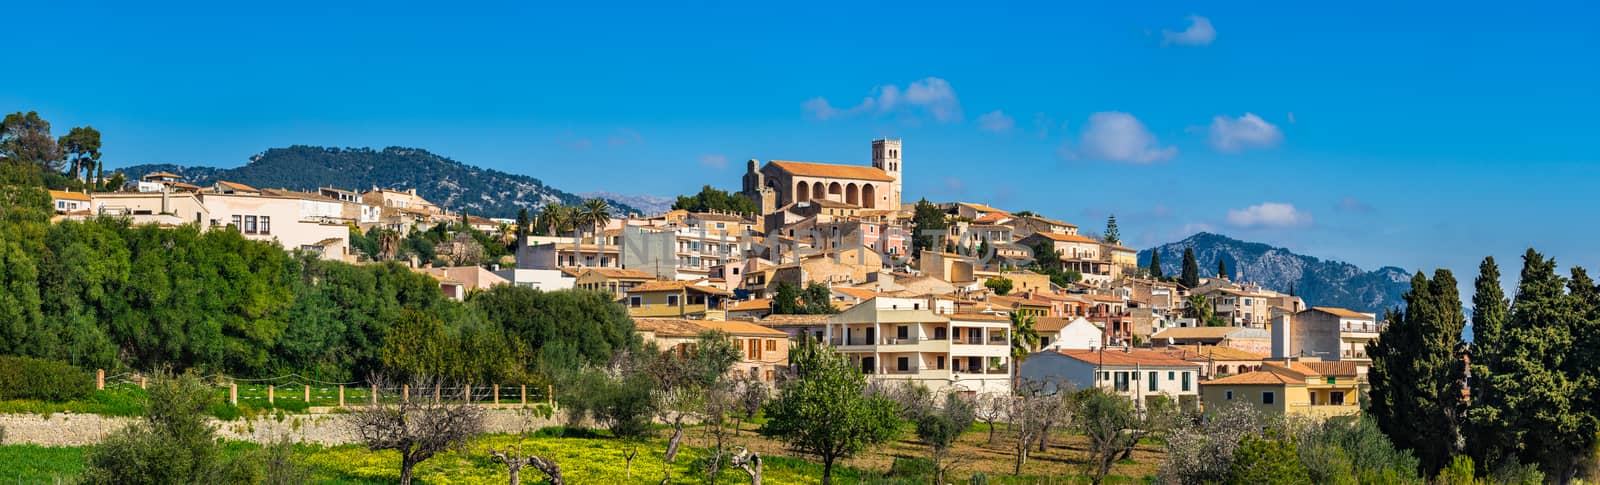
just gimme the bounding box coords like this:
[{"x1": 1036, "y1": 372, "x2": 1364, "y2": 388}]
[
  {"x1": 1148, "y1": 251, "x2": 1163, "y2": 279},
  {"x1": 515, "y1": 208, "x2": 531, "y2": 237},
  {"x1": 1465, "y1": 257, "x2": 1510, "y2": 467},
  {"x1": 1180, "y1": 248, "x2": 1200, "y2": 288},
  {"x1": 1217, "y1": 258, "x2": 1228, "y2": 279},
  {"x1": 1367, "y1": 270, "x2": 1467, "y2": 474}
]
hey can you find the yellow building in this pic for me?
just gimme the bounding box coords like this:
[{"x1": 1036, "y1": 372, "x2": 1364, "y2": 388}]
[
  {"x1": 574, "y1": 268, "x2": 657, "y2": 295},
  {"x1": 633, "y1": 318, "x2": 791, "y2": 385},
  {"x1": 1199, "y1": 359, "x2": 1361, "y2": 420},
  {"x1": 623, "y1": 279, "x2": 733, "y2": 320}
]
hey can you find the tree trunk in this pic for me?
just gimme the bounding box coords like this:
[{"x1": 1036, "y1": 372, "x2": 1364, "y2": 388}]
[
  {"x1": 399, "y1": 457, "x2": 417, "y2": 485},
  {"x1": 821, "y1": 457, "x2": 835, "y2": 485},
  {"x1": 664, "y1": 425, "x2": 685, "y2": 463},
  {"x1": 986, "y1": 421, "x2": 996, "y2": 445},
  {"x1": 507, "y1": 466, "x2": 520, "y2": 485},
  {"x1": 1038, "y1": 423, "x2": 1051, "y2": 452},
  {"x1": 625, "y1": 445, "x2": 638, "y2": 477}
]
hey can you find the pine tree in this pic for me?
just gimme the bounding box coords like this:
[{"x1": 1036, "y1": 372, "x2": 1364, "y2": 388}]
[
  {"x1": 1180, "y1": 248, "x2": 1200, "y2": 288},
  {"x1": 1366, "y1": 269, "x2": 1467, "y2": 474},
  {"x1": 1103, "y1": 215, "x2": 1120, "y2": 245},
  {"x1": 1148, "y1": 251, "x2": 1163, "y2": 280}
]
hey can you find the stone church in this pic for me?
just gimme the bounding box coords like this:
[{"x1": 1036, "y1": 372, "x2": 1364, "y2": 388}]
[{"x1": 742, "y1": 139, "x2": 904, "y2": 215}]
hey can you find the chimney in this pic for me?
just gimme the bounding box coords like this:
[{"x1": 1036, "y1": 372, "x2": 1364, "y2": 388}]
[{"x1": 1271, "y1": 314, "x2": 1292, "y2": 359}]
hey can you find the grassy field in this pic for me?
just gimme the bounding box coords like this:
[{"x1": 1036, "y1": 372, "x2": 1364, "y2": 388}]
[{"x1": 0, "y1": 420, "x2": 1160, "y2": 484}]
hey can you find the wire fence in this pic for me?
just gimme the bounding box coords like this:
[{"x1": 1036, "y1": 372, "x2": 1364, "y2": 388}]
[{"x1": 97, "y1": 370, "x2": 555, "y2": 411}]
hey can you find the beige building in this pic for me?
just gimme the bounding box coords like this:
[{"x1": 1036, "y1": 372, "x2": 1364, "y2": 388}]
[
  {"x1": 1200, "y1": 360, "x2": 1361, "y2": 419},
  {"x1": 742, "y1": 139, "x2": 904, "y2": 214},
  {"x1": 201, "y1": 186, "x2": 350, "y2": 260},
  {"x1": 1276, "y1": 307, "x2": 1381, "y2": 365},
  {"x1": 634, "y1": 318, "x2": 792, "y2": 386}
]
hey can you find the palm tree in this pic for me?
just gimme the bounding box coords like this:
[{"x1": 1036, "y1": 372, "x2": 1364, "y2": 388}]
[
  {"x1": 580, "y1": 198, "x2": 612, "y2": 238},
  {"x1": 1010, "y1": 311, "x2": 1040, "y2": 389},
  {"x1": 1184, "y1": 294, "x2": 1215, "y2": 325},
  {"x1": 376, "y1": 229, "x2": 401, "y2": 261},
  {"x1": 540, "y1": 203, "x2": 568, "y2": 236}
]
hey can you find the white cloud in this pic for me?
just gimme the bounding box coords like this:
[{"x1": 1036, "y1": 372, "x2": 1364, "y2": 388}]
[
  {"x1": 607, "y1": 128, "x2": 644, "y2": 146},
  {"x1": 977, "y1": 110, "x2": 1015, "y2": 133},
  {"x1": 1208, "y1": 113, "x2": 1283, "y2": 152},
  {"x1": 802, "y1": 77, "x2": 963, "y2": 123},
  {"x1": 1162, "y1": 15, "x2": 1216, "y2": 46},
  {"x1": 1180, "y1": 222, "x2": 1216, "y2": 236},
  {"x1": 1061, "y1": 112, "x2": 1177, "y2": 163},
  {"x1": 699, "y1": 154, "x2": 728, "y2": 169},
  {"x1": 1226, "y1": 202, "x2": 1312, "y2": 228}
]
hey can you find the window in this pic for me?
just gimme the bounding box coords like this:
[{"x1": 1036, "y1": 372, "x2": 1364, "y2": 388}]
[
  {"x1": 897, "y1": 357, "x2": 909, "y2": 372},
  {"x1": 933, "y1": 327, "x2": 947, "y2": 340},
  {"x1": 666, "y1": 295, "x2": 679, "y2": 306},
  {"x1": 765, "y1": 339, "x2": 776, "y2": 351},
  {"x1": 1102, "y1": 371, "x2": 1111, "y2": 381},
  {"x1": 231, "y1": 215, "x2": 242, "y2": 229},
  {"x1": 1225, "y1": 390, "x2": 1234, "y2": 400},
  {"x1": 1181, "y1": 372, "x2": 1192, "y2": 392},
  {"x1": 897, "y1": 326, "x2": 908, "y2": 340},
  {"x1": 244, "y1": 215, "x2": 258, "y2": 234},
  {"x1": 1327, "y1": 377, "x2": 1336, "y2": 385},
  {"x1": 1114, "y1": 372, "x2": 1130, "y2": 392},
  {"x1": 1149, "y1": 371, "x2": 1158, "y2": 392},
  {"x1": 1168, "y1": 371, "x2": 1175, "y2": 380},
  {"x1": 1331, "y1": 391, "x2": 1346, "y2": 405},
  {"x1": 936, "y1": 355, "x2": 946, "y2": 370},
  {"x1": 629, "y1": 296, "x2": 641, "y2": 308},
  {"x1": 259, "y1": 216, "x2": 270, "y2": 234},
  {"x1": 1262, "y1": 391, "x2": 1275, "y2": 405}
]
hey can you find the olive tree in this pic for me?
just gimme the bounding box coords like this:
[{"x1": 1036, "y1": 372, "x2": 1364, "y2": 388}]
[
  {"x1": 762, "y1": 340, "x2": 900, "y2": 484},
  {"x1": 348, "y1": 376, "x2": 486, "y2": 485}
]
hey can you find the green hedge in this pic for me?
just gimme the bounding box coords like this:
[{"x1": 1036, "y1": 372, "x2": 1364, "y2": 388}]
[{"x1": 0, "y1": 356, "x2": 94, "y2": 401}]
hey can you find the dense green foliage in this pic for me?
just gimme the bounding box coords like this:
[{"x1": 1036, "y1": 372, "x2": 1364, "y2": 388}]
[
  {"x1": 771, "y1": 281, "x2": 838, "y2": 314},
  {"x1": 762, "y1": 339, "x2": 901, "y2": 484},
  {"x1": 1367, "y1": 269, "x2": 1468, "y2": 473},
  {"x1": 910, "y1": 198, "x2": 947, "y2": 255},
  {"x1": 1025, "y1": 241, "x2": 1082, "y2": 287},
  {"x1": 120, "y1": 145, "x2": 640, "y2": 218},
  {"x1": 0, "y1": 356, "x2": 93, "y2": 401},
  {"x1": 984, "y1": 276, "x2": 1013, "y2": 295},
  {"x1": 1179, "y1": 247, "x2": 1199, "y2": 288},
  {"x1": 671, "y1": 185, "x2": 758, "y2": 215},
  {"x1": 1102, "y1": 214, "x2": 1120, "y2": 245},
  {"x1": 1147, "y1": 250, "x2": 1162, "y2": 279},
  {"x1": 1226, "y1": 433, "x2": 1312, "y2": 485}
]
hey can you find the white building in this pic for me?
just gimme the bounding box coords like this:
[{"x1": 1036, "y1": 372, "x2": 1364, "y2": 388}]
[
  {"x1": 493, "y1": 268, "x2": 577, "y2": 291},
  {"x1": 1036, "y1": 316, "x2": 1103, "y2": 351},
  {"x1": 1019, "y1": 348, "x2": 1202, "y2": 408},
  {"x1": 824, "y1": 297, "x2": 1012, "y2": 395}
]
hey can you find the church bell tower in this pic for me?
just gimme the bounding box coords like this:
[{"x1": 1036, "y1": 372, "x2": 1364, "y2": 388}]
[{"x1": 871, "y1": 139, "x2": 903, "y2": 211}]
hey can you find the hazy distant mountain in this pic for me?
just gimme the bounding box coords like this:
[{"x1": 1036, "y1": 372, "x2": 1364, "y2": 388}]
[
  {"x1": 580, "y1": 191, "x2": 673, "y2": 216},
  {"x1": 118, "y1": 146, "x2": 639, "y2": 218},
  {"x1": 1139, "y1": 232, "x2": 1411, "y2": 313}
]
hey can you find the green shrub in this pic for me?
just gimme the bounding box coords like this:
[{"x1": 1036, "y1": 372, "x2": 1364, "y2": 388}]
[{"x1": 0, "y1": 356, "x2": 94, "y2": 401}]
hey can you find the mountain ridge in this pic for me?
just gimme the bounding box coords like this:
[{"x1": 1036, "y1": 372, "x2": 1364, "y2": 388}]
[
  {"x1": 1138, "y1": 232, "x2": 1411, "y2": 313},
  {"x1": 117, "y1": 145, "x2": 641, "y2": 218}
]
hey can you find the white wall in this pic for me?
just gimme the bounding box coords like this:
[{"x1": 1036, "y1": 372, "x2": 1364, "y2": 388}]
[
  {"x1": 1044, "y1": 319, "x2": 1102, "y2": 350},
  {"x1": 494, "y1": 269, "x2": 575, "y2": 291}
]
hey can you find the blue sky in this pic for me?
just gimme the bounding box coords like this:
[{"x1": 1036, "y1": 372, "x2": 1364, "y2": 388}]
[{"x1": 5, "y1": 1, "x2": 1598, "y2": 291}]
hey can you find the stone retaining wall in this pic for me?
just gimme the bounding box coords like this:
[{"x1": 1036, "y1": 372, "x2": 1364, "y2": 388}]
[{"x1": 0, "y1": 407, "x2": 563, "y2": 447}]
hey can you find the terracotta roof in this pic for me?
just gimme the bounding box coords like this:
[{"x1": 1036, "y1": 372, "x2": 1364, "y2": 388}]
[
  {"x1": 1101, "y1": 242, "x2": 1135, "y2": 252},
  {"x1": 1307, "y1": 307, "x2": 1375, "y2": 319},
  {"x1": 421, "y1": 266, "x2": 510, "y2": 291},
  {"x1": 1204, "y1": 371, "x2": 1304, "y2": 386},
  {"x1": 690, "y1": 212, "x2": 750, "y2": 222},
  {"x1": 1086, "y1": 294, "x2": 1126, "y2": 303},
  {"x1": 1055, "y1": 348, "x2": 1198, "y2": 368},
  {"x1": 1036, "y1": 316, "x2": 1093, "y2": 332},
  {"x1": 950, "y1": 312, "x2": 1012, "y2": 322},
  {"x1": 633, "y1": 318, "x2": 707, "y2": 338},
  {"x1": 832, "y1": 287, "x2": 884, "y2": 300},
  {"x1": 768, "y1": 160, "x2": 895, "y2": 182},
  {"x1": 1152, "y1": 327, "x2": 1253, "y2": 341},
  {"x1": 956, "y1": 202, "x2": 1006, "y2": 213},
  {"x1": 215, "y1": 180, "x2": 260, "y2": 192},
  {"x1": 758, "y1": 314, "x2": 833, "y2": 326},
  {"x1": 1032, "y1": 232, "x2": 1100, "y2": 244},
  {"x1": 580, "y1": 268, "x2": 657, "y2": 279},
  {"x1": 1162, "y1": 346, "x2": 1267, "y2": 362},
  {"x1": 170, "y1": 182, "x2": 201, "y2": 191},
  {"x1": 629, "y1": 280, "x2": 733, "y2": 295},
  {"x1": 972, "y1": 213, "x2": 1013, "y2": 224},
  {"x1": 1015, "y1": 214, "x2": 1076, "y2": 228},
  {"x1": 49, "y1": 190, "x2": 91, "y2": 201},
  {"x1": 695, "y1": 320, "x2": 788, "y2": 338},
  {"x1": 728, "y1": 299, "x2": 773, "y2": 312},
  {"x1": 141, "y1": 171, "x2": 181, "y2": 180},
  {"x1": 1263, "y1": 361, "x2": 1325, "y2": 379},
  {"x1": 1299, "y1": 361, "x2": 1360, "y2": 377}
]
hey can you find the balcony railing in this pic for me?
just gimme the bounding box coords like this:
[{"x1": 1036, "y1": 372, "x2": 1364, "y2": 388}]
[
  {"x1": 829, "y1": 338, "x2": 875, "y2": 346},
  {"x1": 883, "y1": 337, "x2": 921, "y2": 345},
  {"x1": 1340, "y1": 324, "x2": 1385, "y2": 333},
  {"x1": 883, "y1": 367, "x2": 921, "y2": 375},
  {"x1": 954, "y1": 366, "x2": 1010, "y2": 375}
]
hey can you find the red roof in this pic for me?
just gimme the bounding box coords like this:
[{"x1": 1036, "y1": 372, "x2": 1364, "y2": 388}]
[{"x1": 1055, "y1": 348, "x2": 1197, "y2": 367}]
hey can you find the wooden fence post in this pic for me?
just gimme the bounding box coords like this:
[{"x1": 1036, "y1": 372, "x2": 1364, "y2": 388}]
[
  {"x1": 370, "y1": 384, "x2": 378, "y2": 405},
  {"x1": 96, "y1": 369, "x2": 105, "y2": 390},
  {"x1": 547, "y1": 384, "x2": 554, "y2": 410},
  {"x1": 464, "y1": 383, "x2": 472, "y2": 403},
  {"x1": 303, "y1": 384, "x2": 311, "y2": 403},
  {"x1": 229, "y1": 382, "x2": 238, "y2": 405},
  {"x1": 268, "y1": 385, "x2": 275, "y2": 405},
  {"x1": 434, "y1": 383, "x2": 441, "y2": 404},
  {"x1": 492, "y1": 384, "x2": 500, "y2": 405},
  {"x1": 520, "y1": 385, "x2": 527, "y2": 405},
  {"x1": 402, "y1": 384, "x2": 409, "y2": 403},
  {"x1": 139, "y1": 375, "x2": 147, "y2": 389},
  {"x1": 338, "y1": 385, "x2": 345, "y2": 407}
]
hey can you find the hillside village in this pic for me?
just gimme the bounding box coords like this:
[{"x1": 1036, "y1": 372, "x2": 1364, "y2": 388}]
[{"x1": 50, "y1": 137, "x2": 1386, "y2": 420}]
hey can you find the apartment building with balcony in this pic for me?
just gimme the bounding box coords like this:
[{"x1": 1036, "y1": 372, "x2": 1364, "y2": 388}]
[
  {"x1": 620, "y1": 213, "x2": 751, "y2": 280},
  {"x1": 1273, "y1": 307, "x2": 1382, "y2": 367},
  {"x1": 1020, "y1": 348, "x2": 1202, "y2": 409},
  {"x1": 824, "y1": 297, "x2": 1012, "y2": 395},
  {"x1": 623, "y1": 279, "x2": 732, "y2": 320}
]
